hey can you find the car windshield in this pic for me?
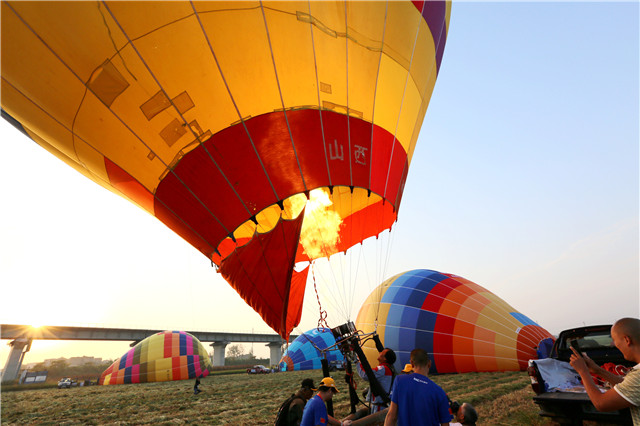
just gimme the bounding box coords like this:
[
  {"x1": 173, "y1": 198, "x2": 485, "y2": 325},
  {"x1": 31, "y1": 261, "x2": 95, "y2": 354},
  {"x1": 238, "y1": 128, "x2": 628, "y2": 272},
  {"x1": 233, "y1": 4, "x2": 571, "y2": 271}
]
[{"x1": 560, "y1": 330, "x2": 613, "y2": 351}]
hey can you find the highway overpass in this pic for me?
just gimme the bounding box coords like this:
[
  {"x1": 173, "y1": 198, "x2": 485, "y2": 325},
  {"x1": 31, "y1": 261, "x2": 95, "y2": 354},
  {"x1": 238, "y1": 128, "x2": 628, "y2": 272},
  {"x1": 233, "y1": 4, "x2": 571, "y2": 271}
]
[{"x1": 1, "y1": 324, "x2": 298, "y2": 383}]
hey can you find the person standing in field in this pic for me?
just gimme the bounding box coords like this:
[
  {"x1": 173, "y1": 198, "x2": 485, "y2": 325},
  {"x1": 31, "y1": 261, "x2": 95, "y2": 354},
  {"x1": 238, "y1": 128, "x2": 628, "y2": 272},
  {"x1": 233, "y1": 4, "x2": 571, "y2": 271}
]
[
  {"x1": 384, "y1": 348, "x2": 452, "y2": 426},
  {"x1": 275, "y1": 378, "x2": 316, "y2": 426},
  {"x1": 193, "y1": 376, "x2": 202, "y2": 395},
  {"x1": 570, "y1": 317, "x2": 640, "y2": 425}
]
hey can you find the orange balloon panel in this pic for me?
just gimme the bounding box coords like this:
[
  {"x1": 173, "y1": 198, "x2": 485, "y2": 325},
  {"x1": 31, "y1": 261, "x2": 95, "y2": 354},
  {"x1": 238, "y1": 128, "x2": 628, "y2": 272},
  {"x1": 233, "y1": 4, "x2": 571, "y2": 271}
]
[
  {"x1": 355, "y1": 270, "x2": 554, "y2": 373},
  {"x1": 1, "y1": 1, "x2": 450, "y2": 339}
]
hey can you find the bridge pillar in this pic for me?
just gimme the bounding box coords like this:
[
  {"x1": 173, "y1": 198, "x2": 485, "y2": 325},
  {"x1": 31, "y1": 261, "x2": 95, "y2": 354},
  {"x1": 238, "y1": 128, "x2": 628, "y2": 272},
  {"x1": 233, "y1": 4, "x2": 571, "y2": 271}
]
[
  {"x1": 267, "y1": 341, "x2": 283, "y2": 367},
  {"x1": 2, "y1": 338, "x2": 32, "y2": 383},
  {"x1": 210, "y1": 341, "x2": 229, "y2": 367}
]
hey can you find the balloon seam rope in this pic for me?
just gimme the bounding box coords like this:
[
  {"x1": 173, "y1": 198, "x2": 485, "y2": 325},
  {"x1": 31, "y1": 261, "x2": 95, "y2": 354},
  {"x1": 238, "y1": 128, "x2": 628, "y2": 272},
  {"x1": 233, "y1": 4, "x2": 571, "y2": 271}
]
[
  {"x1": 406, "y1": 1, "x2": 449, "y2": 161},
  {"x1": 391, "y1": 293, "x2": 540, "y2": 350},
  {"x1": 368, "y1": 1, "x2": 389, "y2": 188},
  {"x1": 382, "y1": 8, "x2": 424, "y2": 199},
  {"x1": 344, "y1": 2, "x2": 353, "y2": 188},
  {"x1": 259, "y1": 1, "x2": 308, "y2": 192},
  {"x1": 97, "y1": 1, "x2": 239, "y2": 233},
  {"x1": 306, "y1": 0, "x2": 333, "y2": 187},
  {"x1": 189, "y1": 1, "x2": 281, "y2": 201}
]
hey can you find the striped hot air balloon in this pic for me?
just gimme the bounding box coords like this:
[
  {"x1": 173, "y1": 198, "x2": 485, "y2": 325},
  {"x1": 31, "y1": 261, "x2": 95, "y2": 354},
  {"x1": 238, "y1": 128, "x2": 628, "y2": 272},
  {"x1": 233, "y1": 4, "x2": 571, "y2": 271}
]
[
  {"x1": 356, "y1": 269, "x2": 554, "y2": 373},
  {"x1": 100, "y1": 331, "x2": 212, "y2": 385},
  {"x1": 279, "y1": 327, "x2": 344, "y2": 371}
]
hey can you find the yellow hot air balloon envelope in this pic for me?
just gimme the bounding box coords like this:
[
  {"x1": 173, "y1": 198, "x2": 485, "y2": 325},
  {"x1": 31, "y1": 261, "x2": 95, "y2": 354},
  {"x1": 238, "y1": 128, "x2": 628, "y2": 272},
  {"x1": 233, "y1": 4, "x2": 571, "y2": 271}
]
[
  {"x1": 1, "y1": 1, "x2": 450, "y2": 339},
  {"x1": 100, "y1": 331, "x2": 212, "y2": 385}
]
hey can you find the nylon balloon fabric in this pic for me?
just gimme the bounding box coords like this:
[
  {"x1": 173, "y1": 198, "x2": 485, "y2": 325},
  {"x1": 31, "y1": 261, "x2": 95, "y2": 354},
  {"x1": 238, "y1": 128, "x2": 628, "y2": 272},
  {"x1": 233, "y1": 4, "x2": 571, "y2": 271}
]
[
  {"x1": 356, "y1": 270, "x2": 554, "y2": 373},
  {"x1": 1, "y1": 1, "x2": 450, "y2": 339},
  {"x1": 100, "y1": 331, "x2": 212, "y2": 385},
  {"x1": 279, "y1": 328, "x2": 344, "y2": 371}
]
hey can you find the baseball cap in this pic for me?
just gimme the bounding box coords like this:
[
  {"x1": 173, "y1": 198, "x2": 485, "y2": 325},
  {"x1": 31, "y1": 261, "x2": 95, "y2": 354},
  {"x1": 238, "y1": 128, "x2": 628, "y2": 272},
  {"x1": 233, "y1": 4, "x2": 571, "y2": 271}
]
[
  {"x1": 317, "y1": 377, "x2": 340, "y2": 393},
  {"x1": 402, "y1": 363, "x2": 413, "y2": 373},
  {"x1": 301, "y1": 378, "x2": 316, "y2": 389}
]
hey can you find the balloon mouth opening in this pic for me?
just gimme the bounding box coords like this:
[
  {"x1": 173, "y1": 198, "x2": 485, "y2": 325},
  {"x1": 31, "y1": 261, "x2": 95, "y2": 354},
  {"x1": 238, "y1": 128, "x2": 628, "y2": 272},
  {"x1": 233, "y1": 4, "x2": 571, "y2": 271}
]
[{"x1": 212, "y1": 185, "x2": 391, "y2": 265}]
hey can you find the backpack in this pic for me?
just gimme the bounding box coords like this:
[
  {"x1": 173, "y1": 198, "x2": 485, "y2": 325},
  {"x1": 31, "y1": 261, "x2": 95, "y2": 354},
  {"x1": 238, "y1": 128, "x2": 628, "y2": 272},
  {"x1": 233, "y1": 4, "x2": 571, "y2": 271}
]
[{"x1": 275, "y1": 394, "x2": 304, "y2": 426}]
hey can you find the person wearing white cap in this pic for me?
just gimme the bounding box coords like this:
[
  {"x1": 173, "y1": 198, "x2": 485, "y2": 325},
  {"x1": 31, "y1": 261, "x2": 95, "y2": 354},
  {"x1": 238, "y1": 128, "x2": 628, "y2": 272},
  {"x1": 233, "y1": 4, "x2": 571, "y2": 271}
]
[{"x1": 300, "y1": 377, "x2": 351, "y2": 426}]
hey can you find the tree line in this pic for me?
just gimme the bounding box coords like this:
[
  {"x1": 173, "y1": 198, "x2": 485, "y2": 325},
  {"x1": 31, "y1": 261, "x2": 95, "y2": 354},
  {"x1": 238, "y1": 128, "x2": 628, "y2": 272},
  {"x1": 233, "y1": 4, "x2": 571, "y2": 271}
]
[{"x1": 29, "y1": 359, "x2": 115, "y2": 382}]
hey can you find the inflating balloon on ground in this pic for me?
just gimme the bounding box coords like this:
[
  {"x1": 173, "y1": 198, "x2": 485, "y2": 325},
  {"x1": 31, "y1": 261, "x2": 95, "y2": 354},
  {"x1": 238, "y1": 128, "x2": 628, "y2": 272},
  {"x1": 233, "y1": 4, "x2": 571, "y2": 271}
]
[
  {"x1": 279, "y1": 327, "x2": 344, "y2": 371},
  {"x1": 356, "y1": 269, "x2": 555, "y2": 373},
  {"x1": 100, "y1": 331, "x2": 212, "y2": 385}
]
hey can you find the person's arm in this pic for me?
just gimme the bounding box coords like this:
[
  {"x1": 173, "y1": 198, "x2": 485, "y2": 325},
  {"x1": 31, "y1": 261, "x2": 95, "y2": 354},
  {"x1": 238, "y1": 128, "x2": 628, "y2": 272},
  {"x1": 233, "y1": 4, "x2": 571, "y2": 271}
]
[
  {"x1": 578, "y1": 350, "x2": 624, "y2": 385},
  {"x1": 327, "y1": 415, "x2": 344, "y2": 426},
  {"x1": 356, "y1": 361, "x2": 369, "y2": 381},
  {"x1": 383, "y1": 402, "x2": 398, "y2": 426},
  {"x1": 570, "y1": 349, "x2": 632, "y2": 411}
]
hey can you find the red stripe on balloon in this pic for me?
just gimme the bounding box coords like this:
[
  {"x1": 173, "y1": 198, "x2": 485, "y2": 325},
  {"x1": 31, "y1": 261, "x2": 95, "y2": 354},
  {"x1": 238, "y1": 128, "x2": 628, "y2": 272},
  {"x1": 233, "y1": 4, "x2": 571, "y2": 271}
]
[{"x1": 153, "y1": 110, "x2": 407, "y2": 260}]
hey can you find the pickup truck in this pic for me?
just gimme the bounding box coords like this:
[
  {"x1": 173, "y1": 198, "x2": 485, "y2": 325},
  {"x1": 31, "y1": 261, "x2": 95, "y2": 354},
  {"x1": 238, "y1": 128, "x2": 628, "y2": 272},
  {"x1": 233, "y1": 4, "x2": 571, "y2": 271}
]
[{"x1": 528, "y1": 324, "x2": 634, "y2": 425}]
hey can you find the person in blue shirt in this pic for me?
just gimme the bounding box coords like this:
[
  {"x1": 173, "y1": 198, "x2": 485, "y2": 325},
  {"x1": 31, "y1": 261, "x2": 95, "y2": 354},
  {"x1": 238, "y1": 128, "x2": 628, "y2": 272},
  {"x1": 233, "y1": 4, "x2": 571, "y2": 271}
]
[
  {"x1": 384, "y1": 349, "x2": 452, "y2": 426},
  {"x1": 301, "y1": 377, "x2": 350, "y2": 426}
]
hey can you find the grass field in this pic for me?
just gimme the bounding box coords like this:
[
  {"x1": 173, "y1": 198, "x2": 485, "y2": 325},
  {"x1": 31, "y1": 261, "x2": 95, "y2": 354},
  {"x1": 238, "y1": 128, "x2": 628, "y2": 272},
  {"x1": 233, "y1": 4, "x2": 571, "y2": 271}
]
[{"x1": 1, "y1": 370, "x2": 554, "y2": 425}]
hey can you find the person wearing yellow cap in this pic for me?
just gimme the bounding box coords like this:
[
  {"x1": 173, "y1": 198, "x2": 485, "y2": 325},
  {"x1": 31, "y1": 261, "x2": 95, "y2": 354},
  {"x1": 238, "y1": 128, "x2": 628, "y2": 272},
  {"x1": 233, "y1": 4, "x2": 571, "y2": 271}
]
[{"x1": 300, "y1": 377, "x2": 351, "y2": 426}]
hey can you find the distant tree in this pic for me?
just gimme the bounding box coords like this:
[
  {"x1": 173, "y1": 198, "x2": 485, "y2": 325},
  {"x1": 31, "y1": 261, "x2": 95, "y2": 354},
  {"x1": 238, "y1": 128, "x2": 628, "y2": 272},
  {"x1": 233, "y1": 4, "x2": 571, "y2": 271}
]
[
  {"x1": 30, "y1": 362, "x2": 47, "y2": 371},
  {"x1": 50, "y1": 359, "x2": 69, "y2": 371},
  {"x1": 227, "y1": 344, "x2": 244, "y2": 358}
]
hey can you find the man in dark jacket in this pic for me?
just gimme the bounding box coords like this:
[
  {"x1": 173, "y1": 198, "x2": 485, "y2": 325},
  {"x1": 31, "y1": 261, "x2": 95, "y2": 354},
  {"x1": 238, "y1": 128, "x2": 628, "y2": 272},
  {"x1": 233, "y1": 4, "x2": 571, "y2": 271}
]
[{"x1": 284, "y1": 378, "x2": 316, "y2": 425}]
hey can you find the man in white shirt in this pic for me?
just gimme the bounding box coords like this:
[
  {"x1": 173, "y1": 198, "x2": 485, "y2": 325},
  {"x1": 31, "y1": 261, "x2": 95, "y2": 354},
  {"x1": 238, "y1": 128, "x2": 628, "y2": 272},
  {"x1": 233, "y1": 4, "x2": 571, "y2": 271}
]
[{"x1": 570, "y1": 317, "x2": 640, "y2": 425}]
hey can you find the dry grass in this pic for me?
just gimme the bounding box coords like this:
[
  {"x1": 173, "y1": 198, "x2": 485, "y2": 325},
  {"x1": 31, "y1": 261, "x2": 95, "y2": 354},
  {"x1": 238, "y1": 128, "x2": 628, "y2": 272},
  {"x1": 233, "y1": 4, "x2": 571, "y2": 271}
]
[{"x1": 1, "y1": 370, "x2": 553, "y2": 425}]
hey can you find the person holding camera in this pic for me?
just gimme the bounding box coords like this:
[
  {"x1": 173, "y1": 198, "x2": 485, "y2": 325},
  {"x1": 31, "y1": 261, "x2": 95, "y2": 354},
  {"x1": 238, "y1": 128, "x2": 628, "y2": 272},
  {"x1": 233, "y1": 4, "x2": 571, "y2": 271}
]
[{"x1": 569, "y1": 317, "x2": 640, "y2": 425}]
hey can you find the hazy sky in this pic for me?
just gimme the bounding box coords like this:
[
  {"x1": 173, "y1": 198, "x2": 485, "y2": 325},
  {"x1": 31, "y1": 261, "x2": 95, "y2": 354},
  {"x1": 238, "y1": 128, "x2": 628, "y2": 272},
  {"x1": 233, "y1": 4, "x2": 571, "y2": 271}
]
[{"x1": 1, "y1": 1, "x2": 638, "y2": 367}]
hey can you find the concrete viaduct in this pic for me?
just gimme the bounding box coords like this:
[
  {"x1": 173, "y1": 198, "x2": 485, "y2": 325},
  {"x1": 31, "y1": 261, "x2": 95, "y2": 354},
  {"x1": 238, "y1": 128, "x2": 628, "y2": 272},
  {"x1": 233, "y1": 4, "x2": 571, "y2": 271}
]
[{"x1": 0, "y1": 324, "x2": 298, "y2": 383}]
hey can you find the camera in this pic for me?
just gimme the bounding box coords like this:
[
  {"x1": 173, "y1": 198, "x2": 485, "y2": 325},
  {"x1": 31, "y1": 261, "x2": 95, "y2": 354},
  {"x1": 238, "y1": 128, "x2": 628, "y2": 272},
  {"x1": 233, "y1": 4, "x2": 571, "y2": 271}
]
[{"x1": 450, "y1": 400, "x2": 460, "y2": 414}]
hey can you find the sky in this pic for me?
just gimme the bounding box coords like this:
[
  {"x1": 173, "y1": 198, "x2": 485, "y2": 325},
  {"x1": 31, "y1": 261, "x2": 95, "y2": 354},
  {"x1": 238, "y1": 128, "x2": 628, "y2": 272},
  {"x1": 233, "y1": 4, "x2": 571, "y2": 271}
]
[{"x1": 1, "y1": 1, "x2": 638, "y2": 368}]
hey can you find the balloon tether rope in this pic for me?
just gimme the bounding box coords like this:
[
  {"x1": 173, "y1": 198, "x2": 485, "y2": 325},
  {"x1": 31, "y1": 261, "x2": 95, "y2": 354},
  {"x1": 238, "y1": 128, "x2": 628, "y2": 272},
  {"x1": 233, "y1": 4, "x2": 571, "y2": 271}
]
[{"x1": 312, "y1": 263, "x2": 329, "y2": 330}]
